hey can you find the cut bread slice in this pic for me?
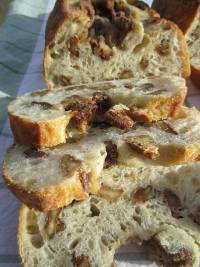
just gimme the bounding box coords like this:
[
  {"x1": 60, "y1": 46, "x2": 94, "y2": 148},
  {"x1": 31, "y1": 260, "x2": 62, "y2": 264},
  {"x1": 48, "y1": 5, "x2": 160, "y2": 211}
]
[
  {"x1": 44, "y1": 0, "x2": 190, "y2": 88},
  {"x1": 152, "y1": 0, "x2": 200, "y2": 86},
  {"x1": 8, "y1": 76, "x2": 186, "y2": 148},
  {"x1": 18, "y1": 163, "x2": 200, "y2": 267},
  {"x1": 4, "y1": 107, "x2": 200, "y2": 211}
]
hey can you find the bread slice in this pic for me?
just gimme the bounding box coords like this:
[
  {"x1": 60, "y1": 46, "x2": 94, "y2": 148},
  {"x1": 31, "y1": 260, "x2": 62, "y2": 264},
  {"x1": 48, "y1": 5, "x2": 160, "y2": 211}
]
[
  {"x1": 4, "y1": 107, "x2": 200, "y2": 211},
  {"x1": 44, "y1": 0, "x2": 190, "y2": 88},
  {"x1": 152, "y1": 0, "x2": 200, "y2": 86},
  {"x1": 18, "y1": 163, "x2": 200, "y2": 267},
  {"x1": 8, "y1": 76, "x2": 186, "y2": 148}
]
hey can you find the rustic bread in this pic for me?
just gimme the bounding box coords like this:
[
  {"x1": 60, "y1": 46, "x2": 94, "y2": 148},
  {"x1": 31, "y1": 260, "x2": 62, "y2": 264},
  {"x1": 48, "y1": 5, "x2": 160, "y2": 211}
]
[
  {"x1": 18, "y1": 162, "x2": 200, "y2": 267},
  {"x1": 44, "y1": 0, "x2": 190, "y2": 88},
  {"x1": 4, "y1": 107, "x2": 200, "y2": 211},
  {"x1": 8, "y1": 76, "x2": 186, "y2": 148},
  {"x1": 152, "y1": 0, "x2": 200, "y2": 86}
]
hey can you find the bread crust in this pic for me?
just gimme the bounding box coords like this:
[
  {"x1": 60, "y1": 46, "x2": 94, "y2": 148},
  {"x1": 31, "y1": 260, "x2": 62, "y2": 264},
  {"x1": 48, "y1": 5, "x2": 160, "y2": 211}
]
[
  {"x1": 152, "y1": 0, "x2": 200, "y2": 85},
  {"x1": 3, "y1": 151, "x2": 88, "y2": 211},
  {"x1": 44, "y1": 0, "x2": 191, "y2": 87},
  {"x1": 8, "y1": 113, "x2": 72, "y2": 148}
]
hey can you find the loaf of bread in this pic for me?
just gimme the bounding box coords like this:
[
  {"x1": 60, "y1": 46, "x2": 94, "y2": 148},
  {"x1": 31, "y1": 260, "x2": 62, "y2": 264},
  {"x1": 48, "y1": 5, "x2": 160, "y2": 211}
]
[
  {"x1": 8, "y1": 76, "x2": 186, "y2": 148},
  {"x1": 18, "y1": 162, "x2": 200, "y2": 267},
  {"x1": 44, "y1": 0, "x2": 190, "y2": 88},
  {"x1": 152, "y1": 0, "x2": 200, "y2": 86},
  {"x1": 4, "y1": 107, "x2": 200, "y2": 211}
]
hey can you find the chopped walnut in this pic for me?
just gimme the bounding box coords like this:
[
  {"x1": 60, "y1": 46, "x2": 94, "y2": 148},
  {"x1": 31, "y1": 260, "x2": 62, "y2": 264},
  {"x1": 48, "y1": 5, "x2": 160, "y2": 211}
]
[
  {"x1": 69, "y1": 35, "x2": 80, "y2": 57},
  {"x1": 155, "y1": 40, "x2": 170, "y2": 56},
  {"x1": 164, "y1": 189, "x2": 182, "y2": 218},
  {"x1": 157, "y1": 121, "x2": 178, "y2": 135},
  {"x1": 104, "y1": 105, "x2": 135, "y2": 129},
  {"x1": 92, "y1": 91, "x2": 111, "y2": 113},
  {"x1": 31, "y1": 101, "x2": 55, "y2": 110},
  {"x1": 104, "y1": 140, "x2": 118, "y2": 168},
  {"x1": 125, "y1": 135, "x2": 159, "y2": 160},
  {"x1": 140, "y1": 58, "x2": 149, "y2": 70},
  {"x1": 62, "y1": 96, "x2": 98, "y2": 132},
  {"x1": 130, "y1": 108, "x2": 151, "y2": 122},
  {"x1": 147, "y1": 237, "x2": 192, "y2": 266},
  {"x1": 119, "y1": 69, "x2": 133, "y2": 79},
  {"x1": 90, "y1": 36, "x2": 113, "y2": 60},
  {"x1": 79, "y1": 171, "x2": 90, "y2": 191},
  {"x1": 61, "y1": 154, "x2": 82, "y2": 177},
  {"x1": 44, "y1": 209, "x2": 65, "y2": 240},
  {"x1": 98, "y1": 184, "x2": 123, "y2": 202},
  {"x1": 24, "y1": 148, "x2": 47, "y2": 158},
  {"x1": 132, "y1": 185, "x2": 152, "y2": 202},
  {"x1": 73, "y1": 255, "x2": 91, "y2": 267}
]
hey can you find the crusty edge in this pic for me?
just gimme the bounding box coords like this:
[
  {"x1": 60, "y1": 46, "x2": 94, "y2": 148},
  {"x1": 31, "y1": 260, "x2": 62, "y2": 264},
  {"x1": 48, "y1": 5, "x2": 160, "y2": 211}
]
[
  {"x1": 152, "y1": 0, "x2": 200, "y2": 34},
  {"x1": 191, "y1": 64, "x2": 200, "y2": 87},
  {"x1": 8, "y1": 112, "x2": 73, "y2": 148},
  {"x1": 3, "y1": 153, "x2": 88, "y2": 211},
  {"x1": 18, "y1": 205, "x2": 28, "y2": 267}
]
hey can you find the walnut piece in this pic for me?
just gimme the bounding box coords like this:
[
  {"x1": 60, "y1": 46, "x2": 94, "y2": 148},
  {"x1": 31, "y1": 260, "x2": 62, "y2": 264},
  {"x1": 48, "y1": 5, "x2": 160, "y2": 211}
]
[
  {"x1": 104, "y1": 140, "x2": 118, "y2": 168},
  {"x1": 61, "y1": 154, "x2": 82, "y2": 177},
  {"x1": 164, "y1": 189, "x2": 182, "y2": 218},
  {"x1": 147, "y1": 237, "x2": 192, "y2": 266},
  {"x1": 92, "y1": 91, "x2": 111, "y2": 113},
  {"x1": 62, "y1": 96, "x2": 98, "y2": 132},
  {"x1": 157, "y1": 121, "x2": 178, "y2": 135},
  {"x1": 69, "y1": 35, "x2": 80, "y2": 57},
  {"x1": 119, "y1": 69, "x2": 133, "y2": 79},
  {"x1": 90, "y1": 36, "x2": 113, "y2": 60},
  {"x1": 44, "y1": 209, "x2": 65, "y2": 240},
  {"x1": 24, "y1": 148, "x2": 47, "y2": 158},
  {"x1": 125, "y1": 135, "x2": 159, "y2": 160},
  {"x1": 132, "y1": 185, "x2": 152, "y2": 202},
  {"x1": 98, "y1": 185, "x2": 123, "y2": 202},
  {"x1": 73, "y1": 255, "x2": 91, "y2": 267},
  {"x1": 155, "y1": 40, "x2": 170, "y2": 56},
  {"x1": 104, "y1": 105, "x2": 135, "y2": 129}
]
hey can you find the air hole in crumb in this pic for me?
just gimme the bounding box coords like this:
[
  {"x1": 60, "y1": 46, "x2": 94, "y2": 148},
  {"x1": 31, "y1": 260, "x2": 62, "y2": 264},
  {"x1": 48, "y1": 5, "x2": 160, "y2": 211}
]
[
  {"x1": 73, "y1": 209, "x2": 78, "y2": 214},
  {"x1": 133, "y1": 215, "x2": 142, "y2": 225},
  {"x1": 135, "y1": 206, "x2": 141, "y2": 215},
  {"x1": 69, "y1": 238, "x2": 81, "y2": 250},
  {"x1": 31, "y1": 234, "x2": 44, "y2": 248},
  {"x1": 120, "y1": 223, "x2": 127, "y2": 231},
  {"x1": 90, "y1": 204, "x2": 100, "y2": 216},
  {"x1": 101, "y1": 236, "x2": 109, "y2": 246}
]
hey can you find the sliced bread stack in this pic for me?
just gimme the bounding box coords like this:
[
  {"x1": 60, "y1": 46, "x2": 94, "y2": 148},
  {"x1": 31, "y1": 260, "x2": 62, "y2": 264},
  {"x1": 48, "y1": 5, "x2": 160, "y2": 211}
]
[{"x1": 3, "y1": 1, "x2": 200, "y2": 267}]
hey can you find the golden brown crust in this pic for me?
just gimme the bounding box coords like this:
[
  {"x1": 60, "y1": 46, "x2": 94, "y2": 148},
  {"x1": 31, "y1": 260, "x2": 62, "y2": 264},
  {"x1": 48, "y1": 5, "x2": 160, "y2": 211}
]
[
  {"x1": 8, "y1": 113, "x2": 73, "y2": 149},
  {"x1": 191, "y1": 64, "x2": 200, "y2": 87},
  {"x1": 3, "y1": 155, "x2": 87, "y2": 211},
  {"x1": 152, "y1": 0, "x2": 199, "y2": 34}
]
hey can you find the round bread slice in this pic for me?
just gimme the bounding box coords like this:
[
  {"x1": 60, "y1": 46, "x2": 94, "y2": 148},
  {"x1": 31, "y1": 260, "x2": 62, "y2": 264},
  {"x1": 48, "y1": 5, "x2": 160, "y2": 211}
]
[
  {"x1": 152, "y1": 0, "x2": 200, "y2": 86},
  {"x1": 44, "y1": 0, "x2": 190, "y2": 88},
  {"x1": 8, "y1": 76, "x2": 186, "y2": 148},
  {"x1": 4, "y1": 107, "x2": 200, "y2": 211},
  {"x1": 18, "y1": 163, "x2": 200, "y2": 267}
]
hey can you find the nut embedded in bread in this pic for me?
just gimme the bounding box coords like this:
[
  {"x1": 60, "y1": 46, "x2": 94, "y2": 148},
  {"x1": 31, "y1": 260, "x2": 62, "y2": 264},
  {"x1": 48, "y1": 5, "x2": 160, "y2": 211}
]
[
  {"x1": 8, "y1": 76, "x2": 186, "y2": 148},
  {"x1": 18, "y1": 163, "x2": 200, "y2": 267},
  {"x1": 152, "y1": 0, "x2": 200, "y2": 86},
  {"x1": 44, "y1": 0, "x2": 190, "y2": 88}
]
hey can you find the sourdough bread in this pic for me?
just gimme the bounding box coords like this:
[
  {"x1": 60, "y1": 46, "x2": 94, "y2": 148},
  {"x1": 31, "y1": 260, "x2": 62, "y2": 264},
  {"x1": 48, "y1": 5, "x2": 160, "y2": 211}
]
[
  {"x1": 18, "y1": 163, "x2": 200, "y2": 267},
  {"x1": 152, "y1": 0, "x2": 200, "y2": 86},
  {"x1": 8, "y1": 76, "x2": 186, "y2": 148},
  {"x1": 4, "y1": 107, "x2": 200, "y2": 211},
  {"x1": 44, "y1": 0, "x2": 190, "y2": 88}
]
